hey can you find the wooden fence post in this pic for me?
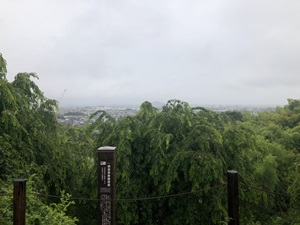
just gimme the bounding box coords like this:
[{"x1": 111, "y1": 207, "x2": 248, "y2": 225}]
[
  {"x1": 227, "y1": 170, "x2": 239, "y2": 225},
  {"x1": 98, "y1": 146, "x2": 116, "y2": 225},
  {"x1": 13, "y1": 179, "x2": 27, "y2": 225}
]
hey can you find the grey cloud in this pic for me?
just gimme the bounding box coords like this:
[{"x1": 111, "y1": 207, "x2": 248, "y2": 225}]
[{"x1": 1, "y1": 0, "x2": 300, "y2": 106}]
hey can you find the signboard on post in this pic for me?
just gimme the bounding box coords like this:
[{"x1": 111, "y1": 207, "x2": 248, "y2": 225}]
[{"x1": 98, "y1": 146, "x2": 116, "y2": 225}]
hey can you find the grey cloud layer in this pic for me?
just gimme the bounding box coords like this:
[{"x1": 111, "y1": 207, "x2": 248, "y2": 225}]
[{"x1": 0, "y1": 0, "x2": 299, "y2": 105}]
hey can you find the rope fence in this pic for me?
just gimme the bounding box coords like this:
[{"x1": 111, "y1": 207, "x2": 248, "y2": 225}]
[
  {"x1": 240, "y1": 183, "x2": 300, "y2": 198},
  {"x1": 2, "y1": 181, "x2": 299, "y2": 201},
  {"x1": 2, "y1": 171, "x2": 299, "y2": 225},
  {"x1": 238, "y1": 172, "x2": 300, "y2": 199},
  {"x1": 24, "y1": 183, "x2": 226, "y2": 202}
]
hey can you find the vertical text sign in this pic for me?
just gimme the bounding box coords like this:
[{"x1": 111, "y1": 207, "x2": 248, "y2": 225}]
[{"x1": 98, "y1": 146, "x2": 116, "y2": 225}]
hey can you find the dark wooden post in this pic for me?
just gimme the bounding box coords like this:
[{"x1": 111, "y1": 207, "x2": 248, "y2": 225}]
[
  {"x1": 227, "y1": 170, "x2": 239, "y2": 225},
  {"x1": 13, "y1": 179, "x2": 27, "y2": 225},
  {"x1": 98, "y1": 146, "x2": 116, "y2": 225}
]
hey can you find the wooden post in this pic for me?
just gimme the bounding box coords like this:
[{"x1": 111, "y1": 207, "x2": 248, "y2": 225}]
[
  {"x1": 98, "y1": 146, "x2": 116, "y2": 225},
  {"x1": 13, "y1": 179, "x2": 27, "y2": 225},
  {"x1": 227, "y1": 170, "x2": 239, "y2": 225}
]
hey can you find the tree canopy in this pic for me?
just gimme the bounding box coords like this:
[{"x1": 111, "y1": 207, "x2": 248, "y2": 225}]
[{"x1": 1, "y1": 53, "x2": 300, "y2": 224}]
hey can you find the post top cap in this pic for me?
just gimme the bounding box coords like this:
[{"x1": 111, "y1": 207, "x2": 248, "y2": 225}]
[
  {"x1": 14, "y1": 179, "x2": 27, "y2": 182},
  {"x1": 227, "y1": 170, "x2": 238, "y2": 173},
  {"x1": 98, "y1": 146, "x2": 116, "y2": 151}
]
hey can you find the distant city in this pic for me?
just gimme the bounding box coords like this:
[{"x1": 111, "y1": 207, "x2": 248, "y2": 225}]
[{"x1": 57, "y1": 102, "x2": 277, "y2": 126}]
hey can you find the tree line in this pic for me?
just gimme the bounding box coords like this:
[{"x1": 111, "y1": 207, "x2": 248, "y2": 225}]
[{"x1": 1, "y1": 53, "x2": 300, "y2": 224}]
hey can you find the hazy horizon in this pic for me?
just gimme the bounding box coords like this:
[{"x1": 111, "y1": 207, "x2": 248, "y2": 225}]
[{"x1": 57, "y1": 98, "x2": 283, "y2": 108}]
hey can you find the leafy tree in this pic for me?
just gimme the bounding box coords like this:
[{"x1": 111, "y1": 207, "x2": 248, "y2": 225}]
[
  {"x1": 0, "y1": 176, "x2": 77, "y2": 225},
  {"x1": 0, "y1": 53, "x2": 90, "y2": 224},
  {"x1": 88, "y1": 100, "x2": 228, "y2": 224}
]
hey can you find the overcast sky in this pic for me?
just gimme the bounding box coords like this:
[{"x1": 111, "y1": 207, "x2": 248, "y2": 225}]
[{"x1": 1, "y1": 0, "x2": 300, "y2": 106}]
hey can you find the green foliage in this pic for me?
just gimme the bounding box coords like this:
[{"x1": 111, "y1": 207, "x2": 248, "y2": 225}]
[
  {"x1": 87, "y1": 100, "x2": 228, "y2": 224},
  {"x1": 0, "y1": 177, "x2": 77, "y2": 225},
  {"x1": 0, "y1": 53, "x2": 92, "y2": 224},
  {"x1": 87, "y1": 98, "x2": 300, "y2": 224},
  {"x1": 0, "y1": 53, "x2": 7, "y2": 79},
  {"x1": 1, "y1": 53, "x2": 300, "y2": 224}
]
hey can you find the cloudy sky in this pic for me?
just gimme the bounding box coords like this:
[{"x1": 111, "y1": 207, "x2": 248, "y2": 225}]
[{"x1": 1, "y1": 0, "x2": 300, "y2": 106}]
